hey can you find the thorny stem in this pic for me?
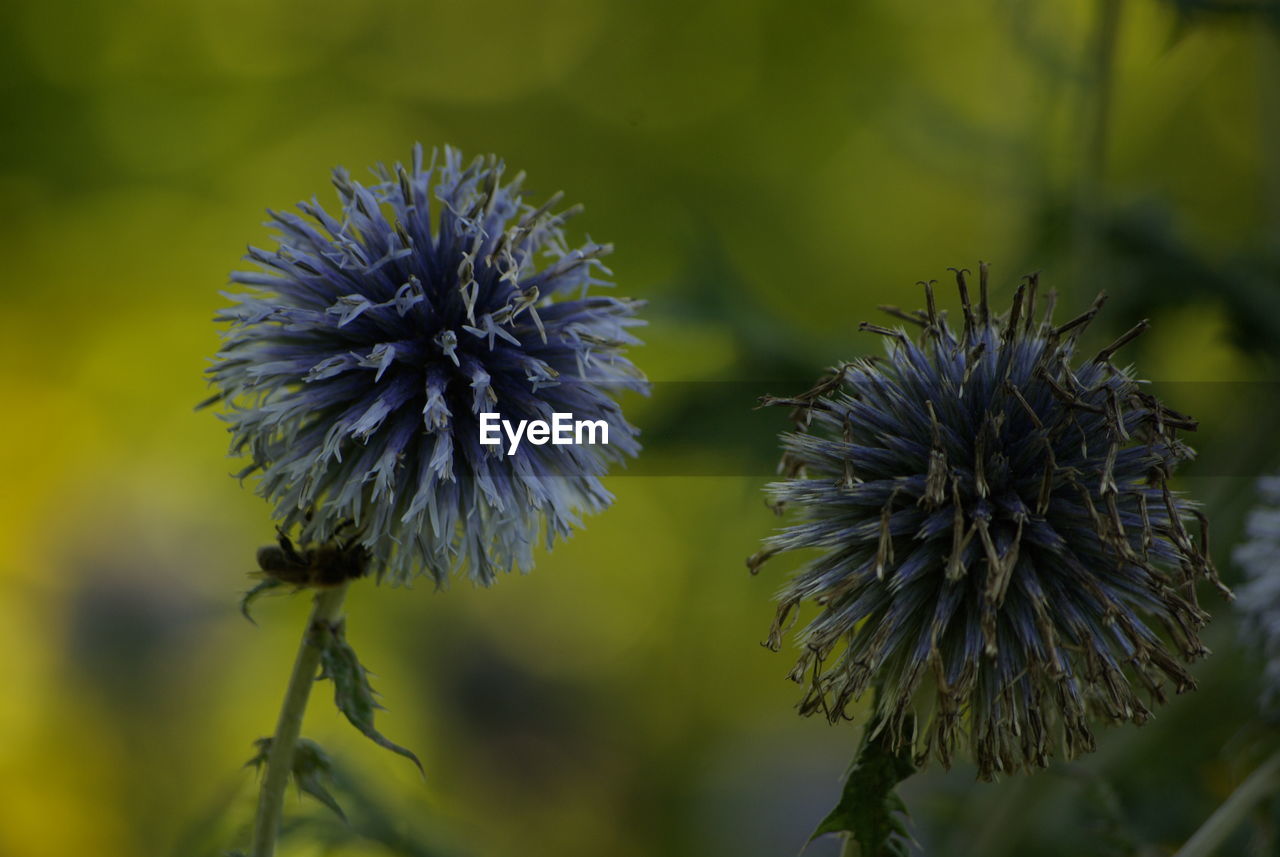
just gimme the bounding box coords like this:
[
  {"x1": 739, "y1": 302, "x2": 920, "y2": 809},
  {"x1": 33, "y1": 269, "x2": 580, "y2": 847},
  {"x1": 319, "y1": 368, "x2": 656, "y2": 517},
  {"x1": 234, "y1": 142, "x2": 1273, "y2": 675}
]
[
  {"x1": 1172, "y1": 748, "x2": 1280, "y2": 857},
  {"x1": 251, "y1": 583, "x2": 350, "y2": 857}
]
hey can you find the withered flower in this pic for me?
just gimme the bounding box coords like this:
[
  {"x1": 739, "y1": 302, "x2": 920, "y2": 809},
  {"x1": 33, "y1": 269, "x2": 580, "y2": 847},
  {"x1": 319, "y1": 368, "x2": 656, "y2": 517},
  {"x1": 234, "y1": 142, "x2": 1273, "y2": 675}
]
[{"x1": 752, "y1": 266, "x2": 1224, "y2": 778}]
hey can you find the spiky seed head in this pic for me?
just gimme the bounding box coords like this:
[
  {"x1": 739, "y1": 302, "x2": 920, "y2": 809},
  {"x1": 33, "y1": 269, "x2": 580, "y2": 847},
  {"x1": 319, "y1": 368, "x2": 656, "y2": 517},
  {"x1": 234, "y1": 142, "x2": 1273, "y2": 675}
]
[
  {"x1": 753, "y1": 266, "x2": 1225, "y2": 779},
  {"x1": 206, "y1": 145, "x2": 646, "y2": 586},
  {"x1": 1233, "y1": 474, "x2": 1280, "y2": 712}
]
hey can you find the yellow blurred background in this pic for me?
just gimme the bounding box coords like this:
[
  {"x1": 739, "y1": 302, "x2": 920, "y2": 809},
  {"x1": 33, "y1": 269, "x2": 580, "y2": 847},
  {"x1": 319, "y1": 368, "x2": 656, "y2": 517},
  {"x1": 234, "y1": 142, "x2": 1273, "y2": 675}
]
[{"x1": 2, "y1": 1, "x2": 1279, "y2": 855}]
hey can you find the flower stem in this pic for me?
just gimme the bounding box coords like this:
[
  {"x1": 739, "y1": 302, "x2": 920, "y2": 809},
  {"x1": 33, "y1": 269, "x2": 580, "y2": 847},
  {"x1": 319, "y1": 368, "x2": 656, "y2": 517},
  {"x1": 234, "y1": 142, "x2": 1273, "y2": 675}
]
[
  {"x1": 251, "y1": 583, "x2": 349, "y2": 857},
  {"x1": 1071, "y1": 0, "x2": 1122, "y2": 293},
  {"x1": 1172, "y1": 748, "x2": 1280, "y2": 857},
  {"x1": 839, "y1": 834, "x2": 859, "y2": 857}
]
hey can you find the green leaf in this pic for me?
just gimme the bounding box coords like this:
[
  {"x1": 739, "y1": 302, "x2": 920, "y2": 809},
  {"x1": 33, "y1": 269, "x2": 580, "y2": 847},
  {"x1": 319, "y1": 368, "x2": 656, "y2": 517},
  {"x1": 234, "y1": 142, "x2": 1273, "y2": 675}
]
[
  {"x1": 808, "y1": 719, "x2": 916, "y2": 857},
  {"x1": 316, "y1": 620, "x2": 424, "y2": 774},
  {"x1": 301, "y1": 757, "x2": 467, "y2": 857},
  {"x1": 246, "y1": 737, "x2": 348, "y2": 822},
  {"x1": 291, "y1": 739, "x2": 348, "y2": 822}
]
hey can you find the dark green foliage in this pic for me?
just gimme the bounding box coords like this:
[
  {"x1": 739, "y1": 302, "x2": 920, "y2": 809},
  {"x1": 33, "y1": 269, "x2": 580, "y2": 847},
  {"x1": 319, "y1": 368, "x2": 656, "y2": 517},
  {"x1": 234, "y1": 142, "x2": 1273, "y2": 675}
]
[
  {"x1": 809, "y1": 719, "x2": 916, "y2": 857},
  {"x1": 1035, "y1": 201, "x2": 1280, "y2": 360}
]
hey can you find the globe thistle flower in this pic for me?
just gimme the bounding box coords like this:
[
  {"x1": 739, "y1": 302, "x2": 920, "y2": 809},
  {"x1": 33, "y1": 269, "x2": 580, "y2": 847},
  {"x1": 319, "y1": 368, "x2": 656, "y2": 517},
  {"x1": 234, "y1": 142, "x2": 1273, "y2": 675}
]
[
  {"x1": 206, "y1": 145, "x2": 646, "y2": 586},
  {"x1": 1233, "y1": 474, "x2": 1280, "y2": 711},
  {"x1": 751, "y1": 266, "x2": 1226, "y2": 779}
]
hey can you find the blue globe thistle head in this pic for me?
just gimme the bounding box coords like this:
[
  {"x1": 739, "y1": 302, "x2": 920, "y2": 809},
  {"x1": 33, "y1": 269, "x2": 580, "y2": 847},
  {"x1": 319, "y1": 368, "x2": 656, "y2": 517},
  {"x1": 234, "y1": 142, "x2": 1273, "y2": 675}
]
[
  {"x1": 1233, "y1": 474, "x2": 1280, "y2": 713},
  {"x1": 205, "y1": 144, "x2": 647, "y2": 587},
  {"x1": 751, "y1": 265, "x2": 1228, "y2": 779}
]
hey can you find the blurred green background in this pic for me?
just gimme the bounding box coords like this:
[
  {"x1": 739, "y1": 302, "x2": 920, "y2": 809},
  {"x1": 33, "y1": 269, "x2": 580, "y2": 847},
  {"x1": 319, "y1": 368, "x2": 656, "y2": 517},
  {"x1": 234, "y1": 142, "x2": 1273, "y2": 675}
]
[{"x1": 4, "y1": 1, "x2": 1280, "y2": 855}]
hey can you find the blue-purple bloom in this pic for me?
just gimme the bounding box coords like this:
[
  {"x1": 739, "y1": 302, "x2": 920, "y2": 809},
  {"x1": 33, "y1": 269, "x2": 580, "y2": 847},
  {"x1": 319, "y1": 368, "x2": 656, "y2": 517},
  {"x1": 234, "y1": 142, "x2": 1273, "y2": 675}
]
[
  {"x1": 752, "y1": 268, "x2": 1224, "y2": 779},
  {"x1": 206, "y1": 145, "x2": 646, "y2": 586},
  {"x1": 1233, "y1": 474, "x2": 1280, "y2": 711}
]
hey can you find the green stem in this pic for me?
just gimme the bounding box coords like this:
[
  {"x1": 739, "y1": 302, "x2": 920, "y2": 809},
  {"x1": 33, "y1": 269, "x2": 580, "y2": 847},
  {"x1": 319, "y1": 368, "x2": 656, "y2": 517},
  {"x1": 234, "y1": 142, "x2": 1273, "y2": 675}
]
[
  {"x1": 1257, "y1": 23, "x2": 1280, "y2": 235},
  {"x1": 251, "y1": 584, "x2": 350, "y2": 857},
  {"x1": 1172, "y1": 748, "x2": 1280, "y2": 857},
  {"x1": 1072, "y1": 0, "x2": 1122, "y2": 292},
  {"x1": 839, "y1": 833, "x2": 859, "y2": 857}
]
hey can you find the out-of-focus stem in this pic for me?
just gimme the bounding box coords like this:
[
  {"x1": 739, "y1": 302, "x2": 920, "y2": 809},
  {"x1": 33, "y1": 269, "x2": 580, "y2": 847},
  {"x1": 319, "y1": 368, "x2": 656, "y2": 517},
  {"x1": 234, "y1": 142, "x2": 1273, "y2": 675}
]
[
  {"x1": 250, "y1": 584, "x2": 349, "y2": 857},
  {"x1": 1258, "y1": 24, "x2": 1280, "y2": 234},
  {"x1": 1173, "y1": 748, "x2": 1280, "y2": 857},
  {"x1": 1072, "y1": 0, "x2": 1122, "y2": 292}
]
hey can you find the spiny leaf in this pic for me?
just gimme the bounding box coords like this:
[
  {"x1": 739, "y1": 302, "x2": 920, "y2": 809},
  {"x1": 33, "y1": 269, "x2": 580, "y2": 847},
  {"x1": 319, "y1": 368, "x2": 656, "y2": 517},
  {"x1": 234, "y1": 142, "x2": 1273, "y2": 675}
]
[
  {"x1": 316, "y1": 620, "x2": 424, "y2": 774},
  {"x1": 808, "y1": 719, "x2": 916, "y2": 857},
  {"x1": 246, "y1": 737, "x2": 271, "y2": 769},
  {"x1": 240, "y1": 577, "x2": 285, "y2": 623},
  {"x1": 300, "y1": 757, "x2": 466, "y2": 857},
  {"x1": 246, "y1": 737, "x2": 347, "y2": 822},
  {"x1": 291, "y1": 740, "x2": 347, "y2": 822}
]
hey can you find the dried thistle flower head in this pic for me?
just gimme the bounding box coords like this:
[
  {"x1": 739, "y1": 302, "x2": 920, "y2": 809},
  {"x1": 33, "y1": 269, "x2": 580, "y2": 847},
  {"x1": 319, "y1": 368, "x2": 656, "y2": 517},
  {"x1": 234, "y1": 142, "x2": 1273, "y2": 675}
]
[
  {"x1": 1233, "y1": 474, "x2": 1280, "y2": 712},
  {"x1": 206, "y1": 145, "x2": 646, "y2": 586},
  {"x1": 751, "y1": 265, "x2": 1225, "y2": 779}
]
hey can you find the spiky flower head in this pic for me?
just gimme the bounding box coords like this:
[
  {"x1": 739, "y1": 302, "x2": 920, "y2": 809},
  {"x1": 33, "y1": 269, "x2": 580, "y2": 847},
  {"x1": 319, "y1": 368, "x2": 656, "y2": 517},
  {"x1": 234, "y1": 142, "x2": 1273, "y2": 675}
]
[
  {"x1": 206, "y1": 144, "x2": 646, "y2": 586},
  {"x1": 1233, "y1": 474, "x2": 1280, "y2": 712},
  {"x1": 751, "y1": 265, "x2": 1225, "y2": 779}
]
